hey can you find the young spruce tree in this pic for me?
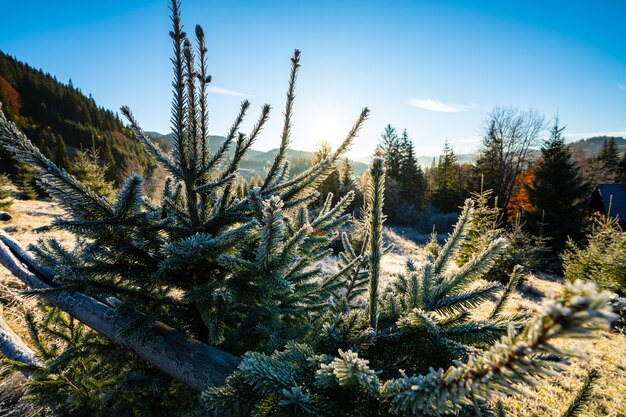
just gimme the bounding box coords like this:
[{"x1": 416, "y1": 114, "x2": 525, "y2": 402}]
[
  {"x1": 0, "y1": 173, "x2": 12, "y2": 210},
  {"x1": 0, "y1": 2, "x2": 618, "y2": 416}
]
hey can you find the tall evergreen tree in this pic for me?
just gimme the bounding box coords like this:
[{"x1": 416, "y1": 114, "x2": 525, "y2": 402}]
[
  {"x1": 597, "y1": 137, "x2": 620, "y2": 177},
  {"x1": 456, "y1": 183, "x2": 502, "y2": 267},
  {"x1": 338, "y1": 157, "x2": 362, "y2": 215},
  {"x1": 377, "y1": 124, "x2": 402, "y2": 180},
  {"x1": 523, "y1": 118, "x2": 589, "y2": 252},
  {"x1": 376, "y1": 125, "x2": 402, "y2": 222},
  {"x1": 14, "y1": 161, "x2": 38, "y2": 199},
  {"x1": 432, "y1": 141, "x2": 462, "y2": 212},
  {"x1": 340, "y1": 157, "x2": 354, "y2": 187},
  {"x1": 399, "y1": 129, "x2": 425, "y2": 209}
]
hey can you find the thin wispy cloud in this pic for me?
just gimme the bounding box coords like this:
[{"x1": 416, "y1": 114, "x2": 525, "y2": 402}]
[
  {"x1": 619, "y1": 84, "x2": 626, "y2": 92},
  {"x1": 207, "y1": 86, "x2": 248, "y2": 97},
  {"x1": 408, "y1": 98, "x2": 467, "y2": 113}
]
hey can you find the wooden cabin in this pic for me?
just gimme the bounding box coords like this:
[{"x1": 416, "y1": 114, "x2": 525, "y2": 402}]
[{"x1": 590, "y1": 183, "x2": 626, "y2": 227}]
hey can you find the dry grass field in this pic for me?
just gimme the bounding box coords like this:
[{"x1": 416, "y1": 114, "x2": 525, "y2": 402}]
[{"x1": 0, "y1": 199, "x2": 624, "y2": 416}]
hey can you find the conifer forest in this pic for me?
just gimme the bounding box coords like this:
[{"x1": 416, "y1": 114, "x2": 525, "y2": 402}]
[{"x1": 0, "y1": 1, "x2": 624, "y2": 416}]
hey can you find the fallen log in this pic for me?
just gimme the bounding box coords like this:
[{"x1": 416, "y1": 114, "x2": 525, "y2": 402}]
[
  {"x1": 0, "y1": 313, "x2": 40, "y2": 368},
  {"x1": 0, "y1": 229, "x2": 240, "y2": 390}
]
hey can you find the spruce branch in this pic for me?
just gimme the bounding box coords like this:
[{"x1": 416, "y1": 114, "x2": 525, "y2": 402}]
[
  {"x1": 316, "y1": 349, "x2": 380, "y2": 395},
  {"x1": 311, "y1": 191, "x2": 355, "y2": 231},
  {"x1": 195, "y1": 24, "x2": 212, "y2": 167},
  {"x1": 489, "y1": 265, "x2": 525, "y2": 319},
  {"x1": 168, "y1": 0, "x2": 189, "y2": 174},
  {"x1": 198, "y1": 99, "x2": 250, "y2": 178},
  {"x1": 183, "y1": 37, "x2": 200, "y2": 170},
  {"x1": 561, "y1": 368, "x2": 601, "y2": 417},
  {"x1": 332, "y1": 107, "x2": 370, "y2": 161},
  {"x1": 433, "y1": 199, "x2": 474, "y2": 275},
  {"x1": 121, "y1": 106, "x2": 181, "y2": 177},
  {"x1": 256, "y1": 196, "x2": 285, "y2": 266},
  {"x1": 367, "y1": 157, "x2": 386, "y2": 329},
  {"x1": 231, "y1": 104, "x2": 271, "y2": 175},
  {"x1": 425, "y1": 237, "x2": 507, "y2": 312},
  {"x1": 382, "y1": 280, "x2": 617, "y2": 416},
  {"x1": 263, "y1": 49, "x2": 301, "y2": 190}
]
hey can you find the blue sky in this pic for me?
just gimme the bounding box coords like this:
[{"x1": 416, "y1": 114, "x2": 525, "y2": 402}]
[{"x1": 1, "y1": 1, "x2": 625, "y2": 158}]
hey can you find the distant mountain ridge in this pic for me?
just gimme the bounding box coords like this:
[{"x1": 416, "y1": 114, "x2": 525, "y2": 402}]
[
  {"x1": 146, "y1": 132, "x2": 480, "y2": 177},
  {"x1": 146, "y1": 132, "x2": 370, "y2": 178}
]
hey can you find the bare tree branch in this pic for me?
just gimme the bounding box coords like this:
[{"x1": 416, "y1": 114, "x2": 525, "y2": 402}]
[{"x1": 477, "y1": 106, "x2": 544, "y2": 210}]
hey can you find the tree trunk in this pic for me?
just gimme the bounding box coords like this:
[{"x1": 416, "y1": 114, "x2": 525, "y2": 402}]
[{"x1": 0, "y1": 230, "x2": 240, "y2": 391}]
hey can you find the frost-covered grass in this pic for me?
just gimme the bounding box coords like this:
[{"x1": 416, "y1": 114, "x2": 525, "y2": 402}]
[
  {"x1": 0, "y1": 201, "x2": 625, "y2": 415},
  {"x1": 386, "y1": 225, "x2": 626, "y2": 417}
]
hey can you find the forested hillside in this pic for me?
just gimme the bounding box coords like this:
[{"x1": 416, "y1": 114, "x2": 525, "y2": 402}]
[
  {"x1": 568, "y1": 135, "x2": 626, "y2": 155},
  {"x1": 0, "y1": 51, "x2": 152, "y2": 184}
]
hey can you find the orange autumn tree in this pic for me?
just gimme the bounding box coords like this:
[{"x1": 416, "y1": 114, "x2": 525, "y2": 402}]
[
  {"x1": 0, "y1": 76, "x2": 21, "y2": 118},
  {"x1": 506, "y1": 163, "x2": 536, "y2": 222}
]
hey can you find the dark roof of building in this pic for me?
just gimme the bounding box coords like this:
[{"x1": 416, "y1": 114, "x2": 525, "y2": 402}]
[{"x1": 593, "y1": 184, "x2": 626, "y2": 221}]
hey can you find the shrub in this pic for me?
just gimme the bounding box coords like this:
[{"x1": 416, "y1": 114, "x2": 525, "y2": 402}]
[
  {"x1": 14, "y1": 162, "x2": 38, "y2": 199},
  {"x1": 563, "y1": 214, "x2": 626, "y2": 296},
  {"x1": 455, "y1": 187, "x2": 501, "y2": 267},
  {"x1": 0, "y1": 173, "x2": 12, "y2": 210},
  {"x1": 68, "y1": 148, "x2": 115, "y2": 200}
]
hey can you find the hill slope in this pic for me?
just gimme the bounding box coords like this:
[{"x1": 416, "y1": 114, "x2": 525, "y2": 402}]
[
  {"x1": 567, "y1": 135, "x2": 626, "y2": 156},
  {"x1": 0, "y1": 51, "x2": 152, "y2": 182}
]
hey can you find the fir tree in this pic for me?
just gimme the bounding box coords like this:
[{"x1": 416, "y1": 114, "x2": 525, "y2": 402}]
[
  {"x1": 399, "y1": 129, "x2": 426, "y2": 209},
  {"x1": 455, "y1": 182, "x2": 502, "y2": 267},
  {"x1": 14, "y1": 161, "x2": 38, "y2": 199},
  {"x1": 523, "y1": 118, "x2": 589, "y2": 252},
  {"x1": 432, "y1": 141, "x2": 462, "y2": 212},
  {"x1": 377, "y1": 124, "x2": 402, "y2": 180},
  {"x1": 68, "y1": 147, "x2": 115, "y2": 200},
  {"x1": 563, "y1": 211, "x2": 626, "y2": 296},
  {"x1": 312, "y1": 140, "x2": 342, "y2": 204},
  {"x1": 339, "y1": 157, "x2": 353, "y2": 187},
  {"x1": 0, "y1": 1, "x2": 370, "y2": 411},
  {"x1": 207, "y1": 199, "x2": 616, "y2": 416},
  {"x1": 597, "y1": 137, "x2": 620, "y2": 174},
  {"x1": 338, "y1": 157, "x2": 362, "y2": 216},
  {"x1": 0, "y1": 173, "x2": 12, "y2": 210}
]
